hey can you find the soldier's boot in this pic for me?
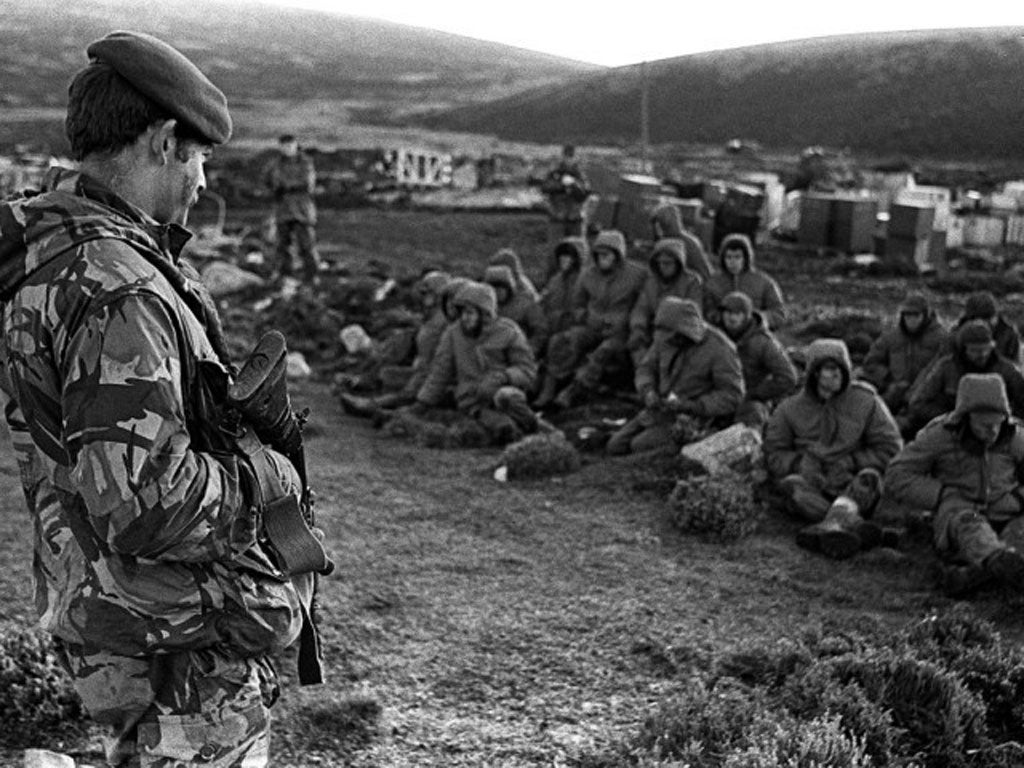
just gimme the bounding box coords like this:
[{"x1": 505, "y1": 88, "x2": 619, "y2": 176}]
[
  {"x1": 374, "y1": 392, "x2": 413, "y2": 411},
  {"x1": 338, "y1": 392, "x2": 379, "y2": 418},
  {"x1": 879, "y1": 526, "x2": 910, "y2": 550},
  {"x1": 795, "y1": 497, "x2": 881, "y2": 560},
  {"x1": 847, "y1": 468, "x2": 884, "y2": 521},
  {"x1": 937, "y1": 562, "x2": 991, "y2": 597},
  {"x1": 533, "y1": 372, "x2": 561, "y2": 410},
  {"x1": 552, "y1": 381, "x2": 586, "y2": 411},
  {"x1": 983, "y1": 547, "x2": 1024, "y2": 592}
]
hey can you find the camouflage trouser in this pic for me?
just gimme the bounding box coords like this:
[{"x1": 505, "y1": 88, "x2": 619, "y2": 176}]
[
  {"x1": 276, "y1": 219, "x2": 320, "y2": 282},
  {"x1": 56, "y1": 640, "x2": 278, "y2": 767}
]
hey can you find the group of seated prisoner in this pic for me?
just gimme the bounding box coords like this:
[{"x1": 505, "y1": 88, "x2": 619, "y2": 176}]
[{"x1": 338, "y1": 201, "x2": 1024, "y2": 598}]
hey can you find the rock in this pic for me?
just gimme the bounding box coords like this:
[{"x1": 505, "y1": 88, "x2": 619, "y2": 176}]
[
  {"x1": 339, "y1": 324, "x2": 374, "y2": 354},
  {"x1": 286, "y1": 351, "x2": 312, "y2": 379},
  {"x1": 199, "y1": 260, "x2": 266, "y2": 297},
  {"x1": 23, "y1": 749, "x2": 75, "y2": 768},
  {"x1": 680, "y1": 423, "x2": 763, "y2": 477}
]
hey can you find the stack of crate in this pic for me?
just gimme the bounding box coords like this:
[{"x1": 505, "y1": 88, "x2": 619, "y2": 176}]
[
  {"x1": 798, "y1": 193, "x2": 878, "y2": 253},
  {"x1": 886, "y1": 203, "x2": 935, "y2": 272}
]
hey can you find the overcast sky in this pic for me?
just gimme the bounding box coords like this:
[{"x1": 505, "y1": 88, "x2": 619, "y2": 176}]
[{"x1": 254, "y1": 0, "x2": 1024, "y2": 66}]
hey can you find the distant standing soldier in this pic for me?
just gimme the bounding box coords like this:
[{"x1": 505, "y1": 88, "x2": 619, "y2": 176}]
[
  {"x1": 263, "y1": 133, "x2": 321, "y2": 284},
  {"x1": 0, "y1": 31, "x2": 315, "y2": 766},
  {"x1": 541, "y1": 144, "x2": 591, "y2": 240}
]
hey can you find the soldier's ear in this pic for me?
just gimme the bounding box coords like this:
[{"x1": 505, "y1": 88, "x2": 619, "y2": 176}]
[{"x1": 149, "y1": 120, "x2": 178, "y2": 164}]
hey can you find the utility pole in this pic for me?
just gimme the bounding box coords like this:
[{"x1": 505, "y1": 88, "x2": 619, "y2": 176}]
[{"x1": 640, "y1": 60, "x2": 650, "y2": 175}]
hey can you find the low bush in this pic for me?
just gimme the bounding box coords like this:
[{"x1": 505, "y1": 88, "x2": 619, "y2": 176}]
[
  {"x1": 577, "y1": 606, "x2": 1024, "y2": 768},
  {"x1": 668, "y1": 472, "x2": 763, "y2": 542},
  {"x1": 0, "y1": 628, "x2": 86, "y2": 748},
  {"x1": 501, "y1": 432, "x2": 580, "y2": 480}
]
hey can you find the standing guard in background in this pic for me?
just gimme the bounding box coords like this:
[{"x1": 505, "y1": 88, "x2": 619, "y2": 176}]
[
  {"x1": 541, "y1": 144, "x2": 591, "y2": 240},
  {"x1": 262, "y1": 133, "x2": 322, "y2": 285}
]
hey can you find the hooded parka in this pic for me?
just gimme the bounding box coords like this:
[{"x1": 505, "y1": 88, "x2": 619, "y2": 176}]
[
  {"x1": 417, "y1": 281, "x2": 538, "y2": 410},
  {"x1": 484, "y1": 264, "x2": 549, "y2": 357},
  {"x1": 628, "y1": 239, "x2": 704, "y2": 359},
  {"x1": 765, "y1": 339, "x2": 903, "y2": 493},
  {"x1": 704, "y1": 233, "x2": 786, "y2": 329}
]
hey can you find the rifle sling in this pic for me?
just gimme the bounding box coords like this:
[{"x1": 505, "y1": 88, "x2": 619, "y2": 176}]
[{"x1": 261, "y1": 493, "x2": 333, "y2": 576}]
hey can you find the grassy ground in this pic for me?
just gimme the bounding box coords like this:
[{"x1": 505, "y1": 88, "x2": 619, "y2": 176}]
[{"x1": 3, "y1": 207, "x2": 1024, "y2": 766}]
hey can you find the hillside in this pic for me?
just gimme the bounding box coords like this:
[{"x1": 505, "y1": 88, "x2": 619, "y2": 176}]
[
  {"x1": 419, "y1": 28, "x2": 1024, "y2": 161},
  {"x1": 0, "y1": 0, "x2": 596, "y2": 150}
]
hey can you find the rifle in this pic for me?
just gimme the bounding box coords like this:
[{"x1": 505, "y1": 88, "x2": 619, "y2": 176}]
[{"x1": 227, "y1": 330, "x2": 333, "y2": 685}]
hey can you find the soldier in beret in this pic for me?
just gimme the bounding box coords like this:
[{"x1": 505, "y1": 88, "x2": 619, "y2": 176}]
[{"x1": 0, "y1": 31, "x2": 318, "y2": 766}]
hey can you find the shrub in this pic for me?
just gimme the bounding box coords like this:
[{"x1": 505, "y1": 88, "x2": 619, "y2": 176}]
[
  {"x1": 881, "y1": 654, "x2": 987, "y2": 764},
  {"x1": 0, "y1": 628, "x2": 86, "y2": 747},
  {"x1": 716, "y1": 637, "x2": 812, "y2": 689},
  {"x1": 501, "y1": 432, "x2": 580, "y2": 480},
  {"x1": 723, "y1": 714, "x2": 873, "y2": 768},
  {"x1": 668, "y1": 472, "x2": 763, "y2": 542},
  {"x1": 634, "y1": 680, "x2": 779, "y2": 764}
]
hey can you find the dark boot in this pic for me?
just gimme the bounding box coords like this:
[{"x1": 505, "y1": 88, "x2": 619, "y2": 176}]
[
  {"x1": 374, "y1": 391, "x2": 413, "y2": 411},
  {"x1": 984, "y1": 548, "x2": 1024, "y2": 591},
  {"x1": 847, "y1": 468, "x2": 884, "y2": 519},
  {"x1": 552, "y1": 381, "x2": 585, "y2": 411},
  {"x1": 938, "y1": 563, "x2": 991, "y2": 597},
  {"x1": 338, "y1": 392, "x2": 379, "y2": 419},
  {"x1": 795, "y1": 498, "x2": 881, "y2": 560}
]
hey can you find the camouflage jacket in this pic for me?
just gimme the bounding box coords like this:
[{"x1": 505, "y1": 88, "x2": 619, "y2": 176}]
[
  {"x1": 262, "y1": 151, "x2": 317, "y2": 225},
  {"x1": 0, "y1": 168, "x2": 301, "y2": 657}
]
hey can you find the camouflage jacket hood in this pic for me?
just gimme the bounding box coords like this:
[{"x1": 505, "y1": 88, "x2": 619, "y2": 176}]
[{"x1": 0, "y1": 168, "x2": 302, "y2": 657}]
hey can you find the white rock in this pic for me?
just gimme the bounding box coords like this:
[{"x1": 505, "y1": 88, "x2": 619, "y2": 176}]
[
  {"x1": 680, "y1": 423, "x2": 762, "y2": 476},
  {"x1": 286, "y1": 351, "x2": 312, "y2": 380},
  {"x1": 23, "y1": 749, "x2": 75, "y2": 768},
  {"x1": 199, "y1": 260, "x2": 266, "y2": 298},
  {"x1": 339, "y1": 324, "x2": 374, "y2": 354}
]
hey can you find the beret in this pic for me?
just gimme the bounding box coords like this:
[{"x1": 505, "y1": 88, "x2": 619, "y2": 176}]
[{"x1": 86, "y1": 30, "x2": 232, "y2": 145}]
